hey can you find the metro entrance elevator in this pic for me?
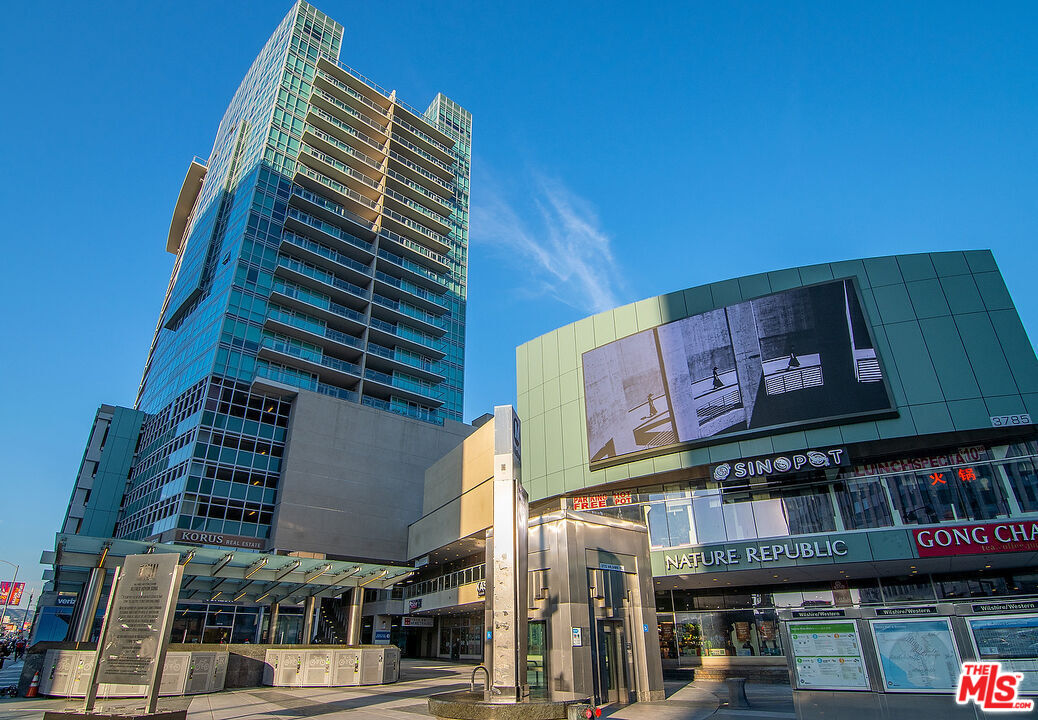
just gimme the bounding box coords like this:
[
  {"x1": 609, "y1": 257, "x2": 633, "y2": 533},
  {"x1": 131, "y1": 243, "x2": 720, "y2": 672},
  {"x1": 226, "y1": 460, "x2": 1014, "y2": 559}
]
[
  {"x1": 520, "y1": 509, "x2": 665, "y2": 704},
  {"x1": 592, "y1": 619, "x2": 632, "y2": 705}
]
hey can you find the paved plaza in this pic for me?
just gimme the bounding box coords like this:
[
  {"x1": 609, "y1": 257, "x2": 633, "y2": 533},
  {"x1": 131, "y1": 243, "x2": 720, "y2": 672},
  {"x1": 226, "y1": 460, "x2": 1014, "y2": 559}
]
[{"x1": 0, "y1": 659, "x2": 793, "y2": 720}]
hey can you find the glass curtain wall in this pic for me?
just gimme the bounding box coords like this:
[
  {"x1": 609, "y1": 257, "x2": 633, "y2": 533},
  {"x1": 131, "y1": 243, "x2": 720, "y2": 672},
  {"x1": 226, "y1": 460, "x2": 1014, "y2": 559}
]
[{"x1": 590, "y1": 453, "x2": 1035, "y2": 549}]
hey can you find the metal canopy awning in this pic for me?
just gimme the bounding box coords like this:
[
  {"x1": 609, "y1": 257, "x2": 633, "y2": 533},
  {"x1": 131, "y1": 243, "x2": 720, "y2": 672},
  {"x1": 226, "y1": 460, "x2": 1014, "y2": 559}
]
[{"x1": 46, "y1": 534, "x2": 414, "y2": 606}]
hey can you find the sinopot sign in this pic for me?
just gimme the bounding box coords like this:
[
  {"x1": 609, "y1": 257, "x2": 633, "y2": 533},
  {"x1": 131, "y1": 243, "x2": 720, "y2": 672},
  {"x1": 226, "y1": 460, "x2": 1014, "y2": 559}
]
[{"x1": 712, "y1": 447, "x2": 847, "y2": 481}]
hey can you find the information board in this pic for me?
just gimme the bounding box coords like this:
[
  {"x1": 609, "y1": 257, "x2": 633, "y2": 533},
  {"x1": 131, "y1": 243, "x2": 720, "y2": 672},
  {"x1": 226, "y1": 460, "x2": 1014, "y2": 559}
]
[
  {"x1": 870, "y1": 618, "x2": 960, "y2": 693},
  {"x1": 95, "y1": 554, "x2": 181, "y2": 685},
  {"x1": 788, "y1": 620, "x2": 870, "y2": 690},
  {"x1": 967, "y1": 614, "x2": 1038, "y2": 695}
]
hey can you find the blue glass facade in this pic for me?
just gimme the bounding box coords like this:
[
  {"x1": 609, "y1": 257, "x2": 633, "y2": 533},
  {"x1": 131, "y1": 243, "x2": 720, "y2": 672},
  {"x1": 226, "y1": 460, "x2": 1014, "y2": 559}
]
[{"x1": 124, "y1": 1, "x2": 470, "y2": 543}]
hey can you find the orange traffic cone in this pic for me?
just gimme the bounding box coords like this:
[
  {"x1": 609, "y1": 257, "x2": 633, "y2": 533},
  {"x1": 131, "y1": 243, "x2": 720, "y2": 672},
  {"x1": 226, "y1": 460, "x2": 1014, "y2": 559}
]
[{"x1": 25, "y1": 671, "x2": 39, "y2": 698}]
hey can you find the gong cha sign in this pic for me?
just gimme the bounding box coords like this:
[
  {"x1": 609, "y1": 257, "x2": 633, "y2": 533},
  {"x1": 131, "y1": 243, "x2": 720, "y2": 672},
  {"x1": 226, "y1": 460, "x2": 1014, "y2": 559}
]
[{"x1": 913, "y1": 521, "x2": 1038, "y2": 558}]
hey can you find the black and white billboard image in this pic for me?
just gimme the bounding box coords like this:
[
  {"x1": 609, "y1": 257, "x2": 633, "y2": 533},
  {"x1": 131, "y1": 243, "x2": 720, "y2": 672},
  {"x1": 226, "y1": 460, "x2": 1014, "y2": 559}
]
[{"x1": 582, "y1": 279, "x2": 895, "y2": 466}]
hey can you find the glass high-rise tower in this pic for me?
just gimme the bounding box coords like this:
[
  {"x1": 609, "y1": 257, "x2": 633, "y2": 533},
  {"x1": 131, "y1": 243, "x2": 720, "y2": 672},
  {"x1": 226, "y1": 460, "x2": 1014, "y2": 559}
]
[{"x1": 121, "y1": 1, "x2": 471, "y2": 544}]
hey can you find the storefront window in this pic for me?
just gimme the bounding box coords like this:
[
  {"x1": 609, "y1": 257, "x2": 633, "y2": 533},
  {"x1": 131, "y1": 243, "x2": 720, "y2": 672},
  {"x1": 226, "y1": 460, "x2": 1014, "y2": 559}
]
[
  {"x1": 836, "y1": 476, "x2": 894, "y2": 529},
  {"x1": 1003, "y1": 458, "x2": 1038, "y2": 512},
  {"x1": 274, "y1": 609, "x2": 303, "y2": 644},
  {"x1": 658, "y1": 621, "x2": 678, "y2": 659},
  {"x1": 672, "y1": 610, "x2": 785, "y2": 658},
  {"x1": 645, "y1": 493, "x2": 695, "y2": 548},
  {"x1": 722, "y1": 496, "x2": 756, "y2": 540},
  {"x1": 934, "y1": 576, "x2": 971, "y2": 600},
  {"x1": 673, "y1": 589, "x2": 695, "y2": 612},
  {"x1": 695, "y1": 593, "x2": 725, "y2": 610},
  {"x1": 655, "y1": 590, "x2": 673, "y2": 612},
  {"x1": 231, "y1": 607, "x2": 259, "y2": 643},
  {"x1": 880, "y1": 575, "x2": 935, "y2": 602},
  {"x1": 784, "y1": 491, "x2": 838, "y2": 534},
  {"x1": 438, "y1": 614, "x2": 483, "y2": 658},
  {"x1": 853, "y1": 578, "x2": 883, "y2": 604},
  {"x1": 1009, "y1": 572, "x2": 1038, "y2": 595},
  {"x1": 692, "y1": 491, "x2": 726, "y2": 544},
  {"x1": 170, "y1": 610, "x2": 205, "y2": 643},
  {"x1": 888, "y1": 466, "x2": 1010, "y2": 524},
  {"x1": 528, "y1": 622, "x2": 549, "y2": 700},
  {"x1": 748, "y1": 498, "x2": 788, "y2": 537}
]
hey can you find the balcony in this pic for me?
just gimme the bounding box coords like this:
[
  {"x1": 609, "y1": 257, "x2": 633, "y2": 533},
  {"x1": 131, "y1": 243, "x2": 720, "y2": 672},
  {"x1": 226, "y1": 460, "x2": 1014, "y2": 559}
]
[
  {"x1": 304, "y1": 110, "x2": 386, "y2": 177},
  {"x1": 375, "y1": 249, "x2": 447, "y2": 293},
  {"x1": 362, "y1": 367, "x2": 444, "y2": 407},
  {"x1": 284, "y1": 206, "x2": 374, "y2": 263},
  {"x1": 299, "y1": 137, "x2": 382, "y2": 199},
  {"x1": 315, "y1": 59, "x2": 391, "y2": 119},
  {"x1": 390, "y1": 131, "x2": 454, "y2": 180},
  {"x1": 314, "y1": 69, "x2": 390, "y2": 129},
  {"x1": 295, "y1": 164, "x2": 380, "y2": 223},
  {"x1": 380, "y1": 207, "x2": 450, "y2": 256},
  {"x1": 265, "y1": 306, "x2": 364, "y2": 358},
  {"x1": 258, "y1": 337, "x2": 362, "y2": 389},
  {"x1": 373, "y1": 270, "x2": 448, "y2": 314},
  {"x1": 368, "y1": 317, "x2": 445, "y2": 359},
  {"x1": 378, "y1": 228, "x2": 449, "y2": 274},
  {"x1": 309, "y1": 89, "x2": 389, "y2": 158},
  {"x1": 274, "y1": 256, "x2": 370, "y2": 310},
  {"x1": 390, "y1": 115, "x2": 453, "y2": 165},
  {"x1": 281, "y1": 229, "x2": 372, "y2": 286},
  {"x1": 385, "y1": 169, "x2": 451, "y2": 219},
  {"x1": 387, "y1": 150, "x2": 453, "y2": 199},
  {"x1": 391, "y1": 99, "x2": 455, "y2": 150},
  {"x1": 269, "y1": 281, "x2": 368, "y2": 334},
  {"x1": 360, "y1": 394, "x2": 442, "y2": 425},
  {"x1": 365, "y1": 342, "x2": 444, "y2": 383},
  {"x1": 255, "y1": 363, "x2": 358, "y2": 404},
  {"x1": 288, "y1": 187, "x2": 377, "y2": 241},
  {"x1": 371, "y1": 293, "x2": 446, "y2": 336},
  {"x1": 382, "y1": 185, "x2": 451, "y2": 236}
]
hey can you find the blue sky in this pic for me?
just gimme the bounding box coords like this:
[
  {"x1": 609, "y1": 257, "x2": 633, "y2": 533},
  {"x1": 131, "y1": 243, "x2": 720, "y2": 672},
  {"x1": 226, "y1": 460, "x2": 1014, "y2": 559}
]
[{"x1": 3, "y1": 0, "x2": 1038, "y2": 600}]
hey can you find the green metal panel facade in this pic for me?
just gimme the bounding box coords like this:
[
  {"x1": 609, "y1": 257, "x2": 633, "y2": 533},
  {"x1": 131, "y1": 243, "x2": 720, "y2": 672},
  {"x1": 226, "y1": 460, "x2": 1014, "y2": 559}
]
[{"x1": 516, "y1": 251, "x2": 1038, "y2": 501}]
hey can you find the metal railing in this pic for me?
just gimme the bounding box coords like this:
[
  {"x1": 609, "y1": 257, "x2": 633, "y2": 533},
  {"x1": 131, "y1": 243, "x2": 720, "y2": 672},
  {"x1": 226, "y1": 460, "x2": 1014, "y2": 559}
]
[
  {"x1": 290, "y1": 188, "x2": 376, "y2": 237},
  {"x1": 379, "y1": 227, "x2": 448, "y2": 267},
  {"x1": 282, "y1": 229, "x2": 372, "y2": 277}
]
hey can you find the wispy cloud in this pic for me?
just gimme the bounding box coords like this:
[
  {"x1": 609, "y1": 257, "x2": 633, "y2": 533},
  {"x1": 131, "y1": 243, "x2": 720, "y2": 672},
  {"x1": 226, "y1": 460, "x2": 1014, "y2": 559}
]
[{"x1": 471, "y1": 171, "x2": 627, "y2": 314}]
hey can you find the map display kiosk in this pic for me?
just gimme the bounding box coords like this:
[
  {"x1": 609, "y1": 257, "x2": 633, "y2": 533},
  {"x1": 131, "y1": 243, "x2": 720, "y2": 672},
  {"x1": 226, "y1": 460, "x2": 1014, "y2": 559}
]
[
  {"x1": 957, "y1": 600, "x2": 1038, "y2": 696},
  {"x1": 778, "y1": 606, "x2": 979, "y2": 720},
  {"x1": 869, "y1": 617, "x2": 960, "y2": 693},
  {"x1": 787, "y1": 616, "x2": 869, "y2": 690}
]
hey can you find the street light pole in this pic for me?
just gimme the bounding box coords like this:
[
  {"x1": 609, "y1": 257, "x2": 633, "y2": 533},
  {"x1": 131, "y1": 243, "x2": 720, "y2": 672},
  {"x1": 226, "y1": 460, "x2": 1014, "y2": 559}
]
[{"x1": 0, "y1": 560, "x2": 20, "y2": 636}]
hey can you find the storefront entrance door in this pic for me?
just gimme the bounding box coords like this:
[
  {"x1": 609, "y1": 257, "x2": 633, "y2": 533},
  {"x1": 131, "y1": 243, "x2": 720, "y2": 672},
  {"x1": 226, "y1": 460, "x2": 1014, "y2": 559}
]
[{"x1": 594, "y1": 620, "x2": 631, "y2": 705}]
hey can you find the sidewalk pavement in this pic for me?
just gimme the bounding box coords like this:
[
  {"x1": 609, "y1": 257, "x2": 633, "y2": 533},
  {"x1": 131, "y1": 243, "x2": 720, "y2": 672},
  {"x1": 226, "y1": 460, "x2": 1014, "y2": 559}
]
[{"x1": 0, "y1": 658, "x2": 794, "y2": 720}]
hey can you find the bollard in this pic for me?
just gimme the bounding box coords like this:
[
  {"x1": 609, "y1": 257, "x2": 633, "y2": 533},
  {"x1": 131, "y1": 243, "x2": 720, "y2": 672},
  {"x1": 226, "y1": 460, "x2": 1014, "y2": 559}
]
[{"x1": 725, "y1": 677, "x2": 750, "y2": 708}]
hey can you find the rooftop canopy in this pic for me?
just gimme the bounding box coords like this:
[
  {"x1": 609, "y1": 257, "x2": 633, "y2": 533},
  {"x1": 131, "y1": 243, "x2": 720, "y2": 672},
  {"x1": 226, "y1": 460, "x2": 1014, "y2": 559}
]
[{"x1": 44, "y1": 534, "x2": 414, "y2": 606}]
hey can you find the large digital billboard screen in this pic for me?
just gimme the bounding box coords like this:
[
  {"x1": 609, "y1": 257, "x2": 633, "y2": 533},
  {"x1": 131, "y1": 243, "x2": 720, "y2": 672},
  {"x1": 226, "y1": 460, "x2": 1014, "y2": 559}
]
[{"x1": 582, "y1": 279, "x2": 895, "y2": 467}]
